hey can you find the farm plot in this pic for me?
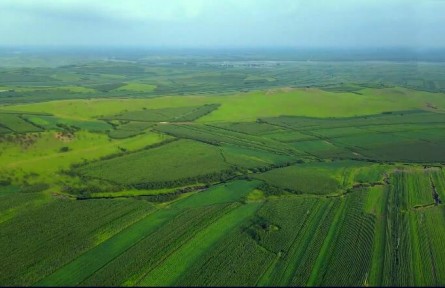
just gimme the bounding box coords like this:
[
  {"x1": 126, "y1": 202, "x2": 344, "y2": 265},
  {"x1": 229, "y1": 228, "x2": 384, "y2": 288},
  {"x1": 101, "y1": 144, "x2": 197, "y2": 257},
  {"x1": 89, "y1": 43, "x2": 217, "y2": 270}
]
[
  {"x1": 263, "y1": 130, "x2": 316, "y2": 142},
  {"x1": 311, "y1": 126, "x2": 368, "y2": 138},
  {"x1": 398, "y1": 169, "x2": 436, "y2": 207},
  {"x1": 311, "y1": 191, "x2": 375, "y2": 286},
  {"x1": 0, "y1": 198, "x2": 154, "y2": 286},
  {"x1": 374, "y1": 170, "x2": 445, "y2": 286},
  {"x1": 330, "y1": 131, "x2": 445, "y2": 163},
  {"x1": 138, "y1": 202, "x2": 262, "y2": 286},
  {"x1": 417, "y1": 206, "x2": 445, "y2": 285},
  {"x1": 366, "y1": 169, "x2": 445, "y2": 286},
  {"x1": 352, "y1": 164, "x2": 389, "y2": 184},
  {"x1": 220, "y1": 144, "x2": 294, "y2": 169},
  {"x1": 366, "y1": 186, "x2": 388, "y2": 286},
  {"x1": 177, "y1": 219, "x2": 275, "y2": 286},
  {"x1": 37, "y1": 180, "x2": 258, "y2": 286},
  {"x1": 253, "y1": 161, "x2": 371, "y2": 195},
  {"x1": 115, "y1": 82, "x2": 156, "y2": 92},
  {"x1": 256, "y1": 197, "x2": 341, "y2": 286},
  {"x1": 430, "y1": 169, "x2": 445, "y2": 199},
  {"x1": 81, "y1": 203, "x2": 235, "y2": 286},
  {"x1": 101, "y1": 104, "x2": 219, "y2": 123},
  {"x1": 254, "y1": 165, "x2": 341, "y2": 195},
  {"x1": 155, "y1": 123, "x2": 300, "y2": 155},
  {"x1": 24, "y1": 115, "x2": 112, "y2": 133},
  {"x1": 262, "y1": 110, "x2": 445, "y2": 132},
  {"x1": 0, "y1": 113, "x2": 42, "y2": 133},
  {"x1": 0, "y1": 191, "x2": 51, "y2": 224},
  {"x1": 209, "y1": 121, "x2": 283, "y2": 135},
  {"x1": 108, "y1": 121, "x2": 155, "y2": 139},
  {"x1": 261, "y1": 110, "x2": 445, "y2": 163},
  {"x1": 75, "y1": 139, "x2": 234, "y2": 188},
  {"x1": 292, "y1": 139, "x2": 357, "y2": 159},
  {"x1": 380, "y1": 170, "x2": 415, "y2": 286}
]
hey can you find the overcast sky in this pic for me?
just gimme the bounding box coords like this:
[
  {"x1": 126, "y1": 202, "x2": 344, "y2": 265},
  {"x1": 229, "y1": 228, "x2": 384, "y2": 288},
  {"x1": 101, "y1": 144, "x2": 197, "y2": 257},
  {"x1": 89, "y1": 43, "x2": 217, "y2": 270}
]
[{"x1": 1, "y1": 0, "x2": 444, "y2": 48}]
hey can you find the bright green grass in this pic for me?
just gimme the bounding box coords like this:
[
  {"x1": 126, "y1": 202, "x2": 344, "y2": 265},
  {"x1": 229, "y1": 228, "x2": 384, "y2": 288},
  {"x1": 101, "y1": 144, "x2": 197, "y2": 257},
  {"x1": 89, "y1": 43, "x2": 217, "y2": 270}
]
[
  {"x1": 199, "y1": 87, "x2": 445, "y2": 122},
  {"x1": 246, "y1": 189, "x2": 265, "y2": 202},
  {"x1": 89, "y1": 184, "x2": 204, "y2": 198},
  {"x1": 0, "y1": 131, "x2": 167, "y2": 184},
  {"x1": 0, "y1": 85, "x2": 96, "y2": 94},
  {"x1": 173, "y1": 180, "x2": 260, "y2": 209},
  {"x1": 108, "y1": 129, "x2": 142, "y2": 139},
  {"x1": 59, "y1": 86, "x2": 97, "y2": 93},
  {"x1": 210, "y1": 122, "x2": 283, "y2": 135},
  {"x1": 115, "y1": 83, "x2": 156, "y2": 92},
  {"x1": 4, "y1": 87, "x2": 445, "y2": 122},
  {"x1": 102, "y1": 106, "x2": 200, "y2": 122}
]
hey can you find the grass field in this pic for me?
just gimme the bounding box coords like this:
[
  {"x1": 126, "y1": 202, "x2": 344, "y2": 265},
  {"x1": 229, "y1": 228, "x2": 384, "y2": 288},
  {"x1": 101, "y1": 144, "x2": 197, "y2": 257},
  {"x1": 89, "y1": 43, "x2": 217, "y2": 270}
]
[{"x1": 4, "y1": 86, "x2": 445, "y2": 122}]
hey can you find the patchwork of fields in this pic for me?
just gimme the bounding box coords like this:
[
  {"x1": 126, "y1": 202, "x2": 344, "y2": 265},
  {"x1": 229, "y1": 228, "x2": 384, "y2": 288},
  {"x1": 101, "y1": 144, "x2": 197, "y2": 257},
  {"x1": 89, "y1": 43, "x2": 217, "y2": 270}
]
[{"x1": 2, "y1": 79, "x2": 445, "y2": 286}]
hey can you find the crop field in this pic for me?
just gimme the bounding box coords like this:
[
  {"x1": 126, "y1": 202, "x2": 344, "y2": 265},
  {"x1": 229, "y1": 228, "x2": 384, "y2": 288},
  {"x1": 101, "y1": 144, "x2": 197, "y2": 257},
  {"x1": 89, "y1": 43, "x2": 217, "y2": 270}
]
[
  {"x1": 1, "y1": 52, "x2": 445, "y2": 287},
  {"x1": 253, "y1": 164, "x2": 342, "y2": 195},
  {"x1": 0, "y1": 112, "x2": 43, "y2": 133},
  {"x1": 101, "y1": 104, "x2": 219, "y2": 123},
  {"x1": 24, "y1": 115, "x2": 112, "y2": 133},
  {"x1": 75, "y1": 139, "x2": 235, "y2": 187}
]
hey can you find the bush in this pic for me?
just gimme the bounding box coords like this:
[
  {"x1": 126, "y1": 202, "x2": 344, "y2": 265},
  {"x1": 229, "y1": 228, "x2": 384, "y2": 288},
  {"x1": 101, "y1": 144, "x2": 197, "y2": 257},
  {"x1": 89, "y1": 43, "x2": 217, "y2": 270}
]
[{"x1": 59, "y1": 146, "x2": 70, "y2": 153}]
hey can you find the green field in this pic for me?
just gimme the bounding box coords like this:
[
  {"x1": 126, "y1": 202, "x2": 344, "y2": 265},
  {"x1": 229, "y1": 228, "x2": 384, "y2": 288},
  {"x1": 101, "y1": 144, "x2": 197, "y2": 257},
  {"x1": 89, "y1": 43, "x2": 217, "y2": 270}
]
[{"x1": 1, "y1": 51, "x2": 445, "y2": 287}]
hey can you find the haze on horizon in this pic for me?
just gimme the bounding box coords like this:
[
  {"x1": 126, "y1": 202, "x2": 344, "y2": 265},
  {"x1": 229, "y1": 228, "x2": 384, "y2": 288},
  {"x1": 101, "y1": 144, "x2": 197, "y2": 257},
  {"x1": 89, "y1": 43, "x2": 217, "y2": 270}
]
[{"x1": 1, "y1": 0, "x2": 444, "y2": 49}]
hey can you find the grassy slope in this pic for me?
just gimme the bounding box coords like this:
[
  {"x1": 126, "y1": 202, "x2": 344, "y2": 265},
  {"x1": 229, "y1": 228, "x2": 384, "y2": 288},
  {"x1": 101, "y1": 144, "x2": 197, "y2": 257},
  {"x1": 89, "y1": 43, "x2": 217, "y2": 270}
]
[
  {"x1": 0, "y1": 131, "x2": 167, "y2": 184},
  {"x1": 3, "y1": 87, "x2": 445, "y2": 122}
]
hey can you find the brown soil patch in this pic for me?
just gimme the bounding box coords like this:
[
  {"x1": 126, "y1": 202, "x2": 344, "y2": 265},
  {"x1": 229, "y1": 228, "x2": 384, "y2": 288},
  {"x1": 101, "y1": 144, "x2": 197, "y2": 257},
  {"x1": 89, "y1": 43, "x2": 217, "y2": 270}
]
[{"x1": 54, "y1": 132, "x2": 74, "y2": 142}]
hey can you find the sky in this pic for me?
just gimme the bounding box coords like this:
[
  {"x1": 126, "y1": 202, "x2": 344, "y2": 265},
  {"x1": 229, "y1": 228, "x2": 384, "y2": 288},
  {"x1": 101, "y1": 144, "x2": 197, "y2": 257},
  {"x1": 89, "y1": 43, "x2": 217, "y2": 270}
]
[{"x1": 0, "y1": 0, "x2": 444, "y2": 48}]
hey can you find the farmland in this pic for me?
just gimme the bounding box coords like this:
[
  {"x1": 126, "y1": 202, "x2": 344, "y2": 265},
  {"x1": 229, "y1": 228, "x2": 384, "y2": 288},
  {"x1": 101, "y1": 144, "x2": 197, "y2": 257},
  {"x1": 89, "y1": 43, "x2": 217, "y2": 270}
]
[{"x1": 1, "y1": 50, "x2": 445, "y2": 287}]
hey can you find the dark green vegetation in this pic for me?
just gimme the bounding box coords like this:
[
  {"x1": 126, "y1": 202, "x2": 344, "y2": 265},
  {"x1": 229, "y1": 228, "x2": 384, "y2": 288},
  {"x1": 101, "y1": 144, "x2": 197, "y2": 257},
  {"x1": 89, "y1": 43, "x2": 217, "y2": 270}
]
[
  {"x1": 1, "y1": 51, "x2": 445, "y2": 287},
  {"x1": 1, "y1": 49, "x2": 445, "y2": 105}
]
